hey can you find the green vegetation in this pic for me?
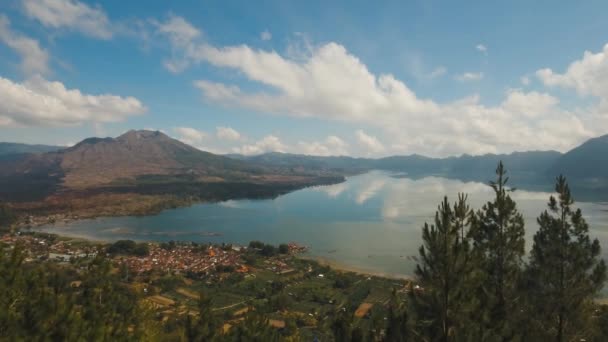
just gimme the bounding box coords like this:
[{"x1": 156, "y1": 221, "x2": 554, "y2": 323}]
[
  {"x1": 1, "y1": 162, "x2": 608, "y2": 341},
  {"x1": 404, "y1": 163, "x2": 607, "y2": 342},
  {"x1": 0, "y1": 201, "x2": 16, "y2": 230},
  {"x1": 107, "y1": 240, "x2": 150, "y2": 256}
]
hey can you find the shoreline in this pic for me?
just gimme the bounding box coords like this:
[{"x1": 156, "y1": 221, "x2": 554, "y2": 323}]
[
  {"x1": 298, "y1": 254, "x2": 413, "y2": 281},
  {"x1": 21, "y1": 225, "x2": 414, "y2": 281}
]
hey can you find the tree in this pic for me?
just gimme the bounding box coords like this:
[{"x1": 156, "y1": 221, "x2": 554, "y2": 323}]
[
  {"x1": 0, "y1": 201, "x2": 16, "y2": 230},
  {"x1": 525, "y1": 175, "x2": 606, "y2": 341},
  {"x1": 385, "y1": 289, "x2": 409, "y2": 342},
  {"x1": 468, "y1": 162, "x2": 525, "y2": 339},
  {"x1": 331, "y1": 308, "x2": 353, "y2": 342},
  {"x1": 185, "y1": 292, "x2": 220, "y2": 341},
  {"x1": 279, "y1": 243, "x2": 289, "y2": 254},
  {"x1": 229, "y1": 311, "x2": 279, "y2": 341},
  {"x1": 410, "y1": 194, "x2": 472, "y2": 341}
]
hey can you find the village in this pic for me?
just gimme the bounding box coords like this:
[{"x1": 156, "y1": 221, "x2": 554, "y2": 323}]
[
  {"x1": 0, "y1": 231, "x2": 310, "y2": 278},
  {"x1": 0, "y1": 231, "x2": 409, "y2": 339}
]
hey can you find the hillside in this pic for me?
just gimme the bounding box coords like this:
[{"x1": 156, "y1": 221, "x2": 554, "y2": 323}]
[
  {"x1": 0, "y1": 130, "x2": 342, "y2": 206},
  {"x1": 550, "y1": 134, "x2": 608, "y2": 187},
  {"x1": 57, "y1": 130, "x2": 267, "y2": 188},
  {"x1": 231, "y1": 150, "x2": 563, "y2": 183},
  {"x1": 0, "y1": 142, "x2": 63, "y2": 161}
]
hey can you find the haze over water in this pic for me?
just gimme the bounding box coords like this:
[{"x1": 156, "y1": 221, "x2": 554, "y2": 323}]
[{"x1": 36, "y1": 171, "x2": 608, "y2": 278}]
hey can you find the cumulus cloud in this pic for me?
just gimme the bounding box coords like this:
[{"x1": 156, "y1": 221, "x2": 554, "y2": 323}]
[
  {"x1": 455, "y1": 72, "x2": 484, "y2": 82},
  {"x1": 173, "y1": 127, "x2": 207, "y2": 146},
  {"x1": 156, "y1": 15, "x2": 608, "y2": 157},
  {"x1": 216, "y1": 126, "x2": 241, "y2": 141},
  {"x1": 297, "y1": 135, "x2": 349, "y2": 156},
  {"x1": 260, "y1": 30, "x2": 272, "y2": 41},
  {"x1": 0, "y1": 15, "x2": 50, "y2": 75},
  {"x1": 233, "y1": 135, "x2": 287, "y2": 155},
  {"x1": 0, "y1": 75, "x2": 145, "y2": 127},
  {"x1": 22, "y1": 0, "x2": 112, "y2": 39},
  {"x1": 536, "y1": 43, "x2": 608, "y2": 100},
  {"x1": 476, "y1": 44, "x2": 487, "y2": 54},
  {"x1": 355, "y1": 130, "x2": 385, "y2": 155},
  {"x1": 155, "y1": 14, "x2": 200, "y2": 47},
  {"x1": 521, "y1": 76, "x2": 530, "y2": 86}
]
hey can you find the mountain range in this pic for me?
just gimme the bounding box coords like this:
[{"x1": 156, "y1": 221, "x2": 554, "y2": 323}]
[
  {"x1": 0, "y1": 130, "x2": 340, "y2": 202},
  {"x1": 2, "y1": 130, "x2": 607, "y2": 204}
]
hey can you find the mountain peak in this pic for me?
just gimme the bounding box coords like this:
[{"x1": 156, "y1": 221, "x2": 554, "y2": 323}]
[{"x1": 117, "y1": 129, "x2": 167, "y2": 141}]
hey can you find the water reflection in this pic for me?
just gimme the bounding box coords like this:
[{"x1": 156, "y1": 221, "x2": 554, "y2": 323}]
[{"x1": 35, "y1": 171, "x2": 608, "y2": 278}]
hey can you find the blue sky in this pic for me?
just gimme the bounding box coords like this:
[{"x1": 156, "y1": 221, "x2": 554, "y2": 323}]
[{"x1": 1, "y1": 0, "x2": 608, "y2": 157}]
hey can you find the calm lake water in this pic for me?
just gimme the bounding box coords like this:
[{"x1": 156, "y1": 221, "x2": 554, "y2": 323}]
[{"x1": 35, "y1": 171, "x2": 608, "y2": 278}]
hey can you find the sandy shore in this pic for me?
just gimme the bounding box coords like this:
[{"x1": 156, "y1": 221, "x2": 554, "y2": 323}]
[{"x1": 298, "y1": 254, "x2": 413, "y2": 281}]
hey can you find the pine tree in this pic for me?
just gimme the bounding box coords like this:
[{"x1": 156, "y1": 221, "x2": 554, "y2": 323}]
[
  {"x1": 410, "y1": 194, "x2": 472, "y2": 341},
  {"x1": 468, "y1": 162, "x2": 525, "y2": 340},
  {"x1": 526, "y1": 175, "x2": 606, "y2": 341},
  {"x1": 185, "y1": 292, "x2": 220, "y2": 341},
  {"x1": 384, "y1": 289, "x2": 409, "y2": 342}
]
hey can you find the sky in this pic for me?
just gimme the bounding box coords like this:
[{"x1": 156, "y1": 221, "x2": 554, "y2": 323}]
[{"x1": 1, "y1": 0, "x2": 608, "y2": 157}]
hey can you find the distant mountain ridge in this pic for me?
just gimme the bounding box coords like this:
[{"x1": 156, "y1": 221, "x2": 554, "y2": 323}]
[
  {"x1": 0, "y1": 130, "x2": 341, "y2": 202},
  {"x1": 549, "y1": 134, "x2": 608, "y2": 187},
  {"x1": 0, "y1": 142, "x2": 63, "y2": 162},
  {"x1": 3, "y1": 131, "x2": 608, "y2": 202},
  {"x1": 228, "y1": 134, "x2": 608, "y2": 194},
  {"x1": 230, "y1": 150, "x2": 564, "y2": 181}
]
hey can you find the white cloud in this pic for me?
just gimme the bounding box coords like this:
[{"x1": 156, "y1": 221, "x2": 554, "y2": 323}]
[
  {"x1": 536, "y1": 43, "x2": 608, "y2": 100},
  {"x1": 155, "y1": 14, "x2": 200, "y2": 47},
  {"x1": 356, "y1": 178, "x2": 386, "y2": 204},
  {"x1": 476, "y1": 44, "x2": 487, "y2": 54},
  {"x1": 22, "y1": 0, "x2": 112, "y2": 39},
  {"x1": 154, "y1": 14, "x2": 202, "y2": 73},
  {"x1": 233, "y1": 135, "x2": 287, "y2": 155},
  {"x1": 355, "y1": 129, "x2": 385, "y2": 155},
  {"x1": 297, "y1": 135, "x2": 349, "y2": 156},
  {"x1": 501, "y1": 90, "x2": 558, "y2": 118},
  {"x1": 521, "y1": 76, "x2": 530, "y2": 86},
  {"x1": 216, "y1": 126, "x2": 241, "y2": 141},
  {"x1": 0, "y1": 75, "x2": 145, "y2": 127},
  {"x1": 158, "y1": 16, "x2": 608, "y2": 157},
  {"x1": 455, "y1": 72, "x2": 484, "y2": 82},
  {"x1": 0, "y1": 15, "x2": 50, "y2": 75},
  {"x1": 260, "y1": 30, "x2": 272, "y2": 41},
  {"x1": 173, "y1": 127, "x2": 207, "y2": 146},
  {"x1": 428, "y1": 66, "x2": 447, "y2": 79}
]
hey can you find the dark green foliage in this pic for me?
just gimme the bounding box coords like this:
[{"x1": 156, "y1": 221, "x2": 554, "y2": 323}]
[
  {"x1": 331, "y1": 308, "x2": 353, "y2": 342},
  {"x1": 0, "y1": 246, "x2": 150, "y2": 341},
  {"x1": 278, "y1": 243, "x2": 289, "y2": 254},
  {"x1": 107, "y1": 240, "x2": 150, "y2": 256},
  {"x1": 525, "y1": 175, "x2": 607, "y2": 341},
  {"x1": 385, "y1": 289, "x2": 409, "y2": 342},
  {"x1": 216, "y1": 264, "x2": 236, "y2": 273},
  {"x1": 185, "y1": 292, "x2": 221, "y2": 341},
  {"x1": 467, "y1": 162, "x2": 525, "y2": 339},
  {"x1": 409, "y1": 194, "x2": 472, "y2": 341},
  {"x1": 228, "y1": 312, "x2": 280, "y2": 341},
  {"x1": 0, "y1": 201, "x2": 16, "y2": 229},
  {"x1": 249, "y1": 240, "x2": 265, "y2": 249},
  {"x1": 333, "y1": 273, "x2": 354, "y2": 289},
  {"x1": 260, "y1": 244, "x2": 278, "y2": 257}
]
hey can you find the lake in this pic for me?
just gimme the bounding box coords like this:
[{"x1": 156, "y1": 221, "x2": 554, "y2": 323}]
[{"x1": 35, "y1": 171, "x2": 608, "y2": 278}]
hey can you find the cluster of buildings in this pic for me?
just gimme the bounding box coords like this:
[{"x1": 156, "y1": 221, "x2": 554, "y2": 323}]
[
  {"x1": 0, "y1": 233, "x2": 99, "y2": 262},
  {"x1": 116, "y1": 244, "x2": 249, "y2": 276},
  {"x1": 2, "y1": 232, "x2": 310, "y2": 279}
]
